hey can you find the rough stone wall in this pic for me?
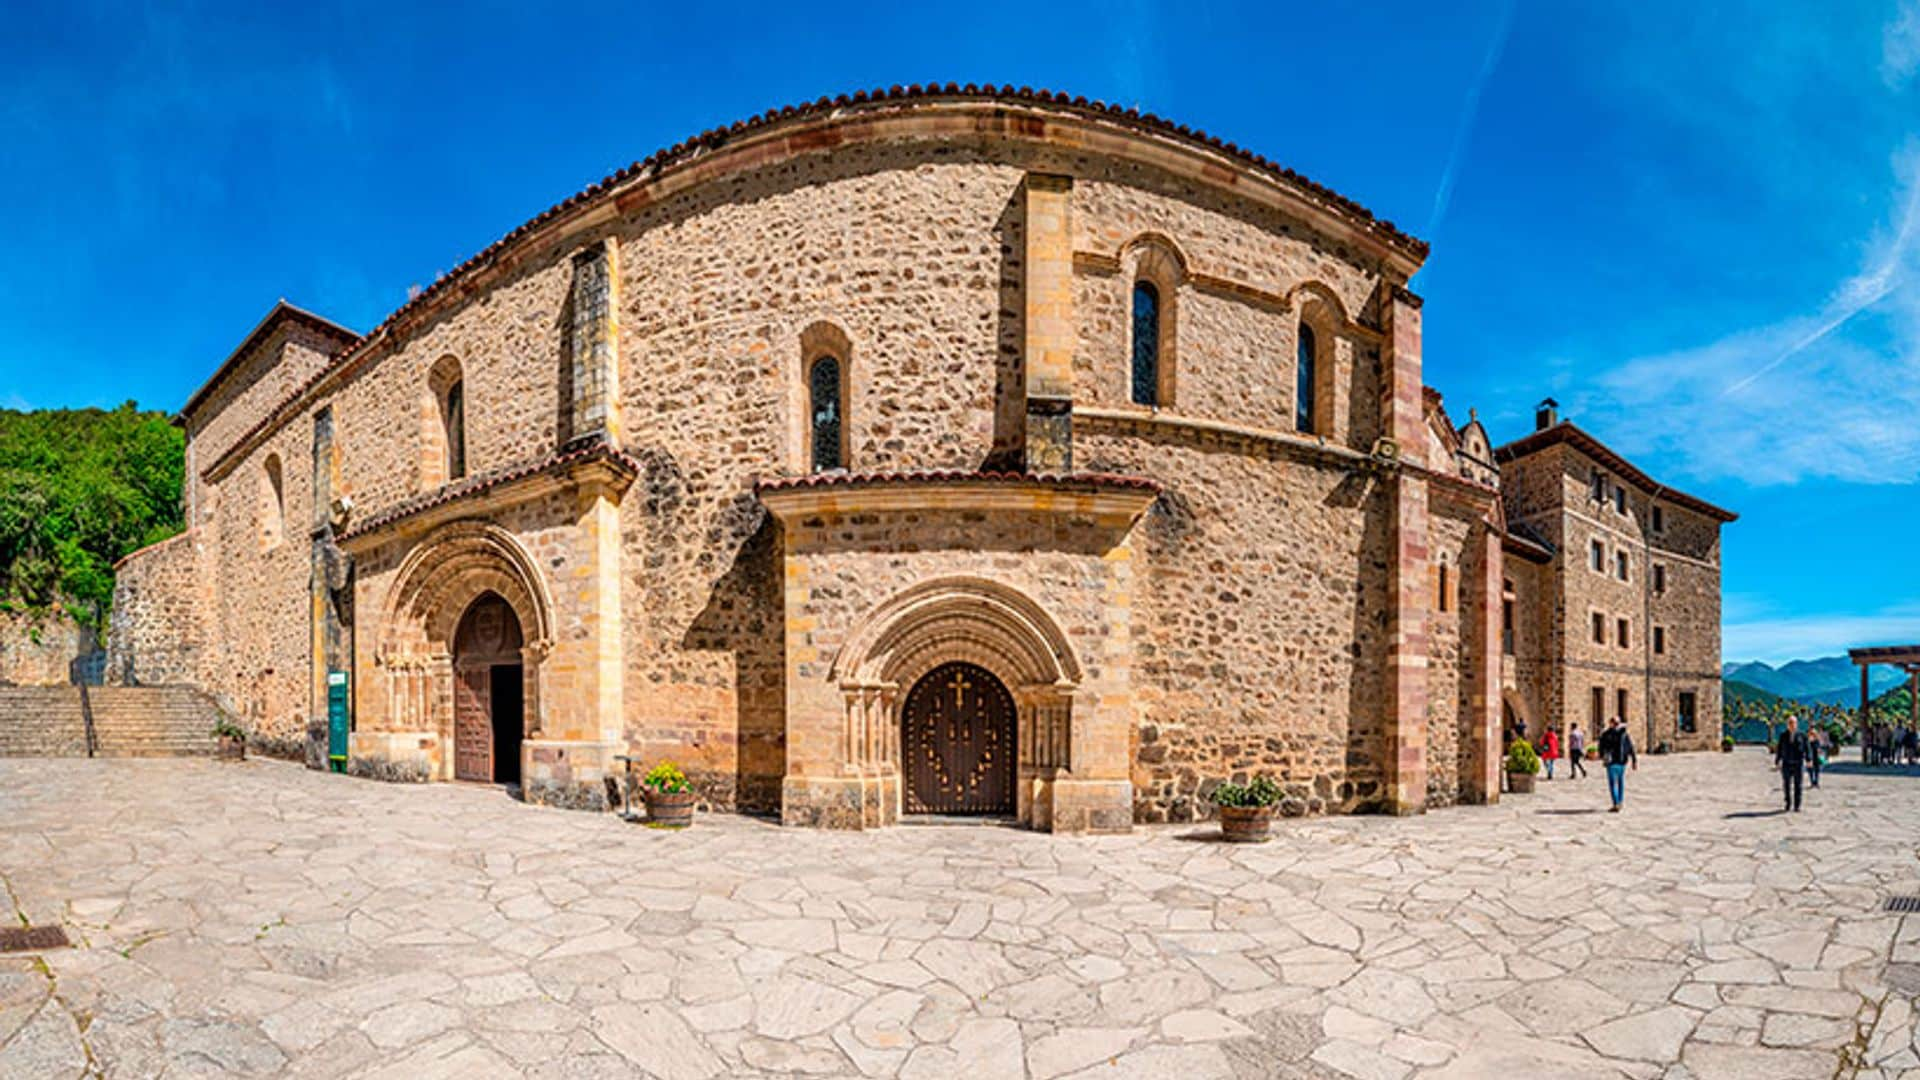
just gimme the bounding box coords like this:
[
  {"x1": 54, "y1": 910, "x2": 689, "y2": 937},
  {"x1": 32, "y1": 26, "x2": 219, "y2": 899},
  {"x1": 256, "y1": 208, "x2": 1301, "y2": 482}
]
[
  {"x1": 1424, "y1": 506, "x2": 1474, "y2": 807},
  {"x1": 0, "y1": 608, "x2": 95, "y2": 686},
  {"x1": 1070, "y1": 178, "x2": 1381, "y2": 453},
  {"x1": 108, "y1": 533, "x2": 207, "y2": 688},
  {"x1": 1076, "y1": 432, "x2": 1394, "y2": 820}
]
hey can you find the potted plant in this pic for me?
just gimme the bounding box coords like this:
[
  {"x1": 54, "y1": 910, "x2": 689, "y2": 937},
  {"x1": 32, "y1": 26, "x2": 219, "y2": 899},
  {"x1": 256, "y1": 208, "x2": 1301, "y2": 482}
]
[
  {"x1": 1210, "y1": 776, "x2": 1283, "y2": 843},
  {"x1": 641, "y1": 761, "x2": 696, "y2": 828},
  {"x1": 211, "y1": 718, "x2": 247, "y2": 761},
  {"x1": 1505, "y1": 739, "x2": 1541, "y2": 793},
  {"x1": 1721, "y1": 735, "x2": 1735, "y2": 753}
]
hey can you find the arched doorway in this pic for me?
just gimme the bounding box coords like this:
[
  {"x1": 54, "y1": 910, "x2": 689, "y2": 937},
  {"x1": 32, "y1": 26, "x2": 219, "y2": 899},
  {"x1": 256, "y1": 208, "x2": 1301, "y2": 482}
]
[
  {"x1": 900, "y1": 660, "x2": 1016, "y2": 815},
  {"x1": 452, "y1": 593, "x2": 525, "y2": 784}
]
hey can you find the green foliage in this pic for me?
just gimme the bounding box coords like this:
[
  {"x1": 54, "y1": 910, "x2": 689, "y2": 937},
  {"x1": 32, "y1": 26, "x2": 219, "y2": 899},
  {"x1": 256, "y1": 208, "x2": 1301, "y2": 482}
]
[
  {"x1": 1505, "y1": 739, "x2": 1541, "y2": 775},
  {"x1": 1721, "y1": 735, "x2": 1734, "y2": 750},
  {"x1": 0, "y1": 404, "x2": 183, "y2": 626},
  {"x1": 210, "y1": 718, "x2": 247, "y2": 740},
  {"x1": 643, "y1": 761, "x2": 691, "y2": 794},
  {"x1": 1210, "y1": 775, "x2": 1282, "y2": 808}
]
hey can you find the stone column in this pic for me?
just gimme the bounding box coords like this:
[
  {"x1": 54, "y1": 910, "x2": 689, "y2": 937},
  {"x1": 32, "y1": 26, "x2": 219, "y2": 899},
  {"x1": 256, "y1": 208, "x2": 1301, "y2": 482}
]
[
  {"x1": 569, "y1": 239, "x2": 622, "y2": 446},
  {"x1": 1381, "y1": 285, "x2": 1428, "y2": 814},
  {"x1": 1023, "y1": 173, "x2": 1075, "y2": 472}
]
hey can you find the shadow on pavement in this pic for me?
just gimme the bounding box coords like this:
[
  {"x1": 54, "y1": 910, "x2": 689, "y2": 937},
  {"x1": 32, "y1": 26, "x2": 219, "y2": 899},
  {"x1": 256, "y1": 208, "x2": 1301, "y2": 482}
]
[{"x1": 1723, "y1": 809, "x2": 1788, "y2": 819}]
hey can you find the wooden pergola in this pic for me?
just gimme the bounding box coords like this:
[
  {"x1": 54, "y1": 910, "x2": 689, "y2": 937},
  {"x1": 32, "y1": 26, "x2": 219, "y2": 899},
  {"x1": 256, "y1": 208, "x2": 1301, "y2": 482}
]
[{"x1": 1848, "y1": 646, "x2": 1920, "y2": 757}]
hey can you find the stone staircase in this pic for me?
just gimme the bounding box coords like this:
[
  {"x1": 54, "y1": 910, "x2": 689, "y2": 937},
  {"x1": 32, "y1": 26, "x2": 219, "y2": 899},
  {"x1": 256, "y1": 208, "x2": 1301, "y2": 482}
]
[
  {"x1": 0, "y1": 687, "x2": 88, "y2": 757},
  {"x1": 0, "y1": 685, "x2": 224, "y2": 758}
]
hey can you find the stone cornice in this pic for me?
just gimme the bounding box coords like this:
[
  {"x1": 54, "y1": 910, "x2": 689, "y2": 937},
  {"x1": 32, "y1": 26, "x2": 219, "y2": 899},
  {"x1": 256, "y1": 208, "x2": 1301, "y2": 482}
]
[
  {"x1": 336, "y1": 439, "x2": 638, "y2": 550},
  {"x1": 756, "y1": 469, "x2": 1159, "y2": 522}
]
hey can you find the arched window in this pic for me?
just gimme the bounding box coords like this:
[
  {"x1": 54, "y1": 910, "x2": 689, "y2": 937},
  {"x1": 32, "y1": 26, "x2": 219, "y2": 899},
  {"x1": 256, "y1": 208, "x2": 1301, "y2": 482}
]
[
  {"x1": 424, "y1": 355, "x2": 465, "y2": 489},
  {"x1": 1296, "y1": 323, "x2": 1318, "y2": 433},
  {"x1": 808, "y1": 355, "x2": 843, "y2": 472},
  {"x1": 1131, "y1": 281, "x2": 1160, "y2": 407},
  {"x1": 260, "y1": 454, "x2": 285, "y2": 550},
  {"x1": 443, "y1": 377, "x2": 466, "y2": 481}
]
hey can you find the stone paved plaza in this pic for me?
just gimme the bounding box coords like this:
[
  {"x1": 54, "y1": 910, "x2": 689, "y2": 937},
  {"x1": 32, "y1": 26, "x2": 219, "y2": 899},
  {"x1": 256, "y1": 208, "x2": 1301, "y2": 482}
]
[{"x1": 4, "y1": 750, "x2": 1920, "y2": 1078}]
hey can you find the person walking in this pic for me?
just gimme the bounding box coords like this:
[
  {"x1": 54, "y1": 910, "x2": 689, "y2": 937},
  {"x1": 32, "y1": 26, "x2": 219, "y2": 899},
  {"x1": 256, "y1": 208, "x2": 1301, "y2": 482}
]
[
  {"x1": 1567, "y1": 723, "x2": 1588, "y2": 779},
  {"x1": 1775, "y1": 716, "x2": 1809, "y2": 812},
  {"x1": 1806, "y1": 724, "x2": 1823, "y2": 788},
  {"x1": 1541, "y1": 726, "x2": 1561, "y2": 780},
  {"x1": 1598, "y1": 716, "x2": 1636, "y2": 812}
]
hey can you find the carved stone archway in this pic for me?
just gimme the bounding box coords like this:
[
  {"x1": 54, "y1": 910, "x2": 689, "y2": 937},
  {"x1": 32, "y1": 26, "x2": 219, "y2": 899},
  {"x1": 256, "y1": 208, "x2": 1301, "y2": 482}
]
[
  {"x1": 375, "y1": 521, "x2": 555, "y2": 780},
  {"x1": 829, "y1": 577, "x2": 1082, "y2": 828}
]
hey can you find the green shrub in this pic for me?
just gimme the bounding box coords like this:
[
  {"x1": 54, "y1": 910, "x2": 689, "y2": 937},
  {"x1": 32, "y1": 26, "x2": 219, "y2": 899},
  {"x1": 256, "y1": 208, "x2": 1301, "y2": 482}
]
[
  {"x1": 1721, "y1": 735, "x2": 1735, "y2": 750},
  {"x1": 1210, "y1": 775, "x2": 1282, "y2": 808},
  {"x1": 210, "y1": 718, "x2": 246, "y2": 740},
  {"x1": 643, "y1": 761, "x2": 691, "y2": 794},
  {"x1": 1505, "y1": 739, "x2": 1541, "y2": 775}
]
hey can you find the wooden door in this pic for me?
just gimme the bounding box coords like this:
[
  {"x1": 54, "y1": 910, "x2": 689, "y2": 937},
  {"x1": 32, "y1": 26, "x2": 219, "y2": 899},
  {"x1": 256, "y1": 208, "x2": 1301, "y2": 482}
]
[
  {"x1": 453, "y1": 666, "x2": 491, "y2": 782},
  {"x1": 901, "y1": 661, "x2": 1014, "y2": 815}
]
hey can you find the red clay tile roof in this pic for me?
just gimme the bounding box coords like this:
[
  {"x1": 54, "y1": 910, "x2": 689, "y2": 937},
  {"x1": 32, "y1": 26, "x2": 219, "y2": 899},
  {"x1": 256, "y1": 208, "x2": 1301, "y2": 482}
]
[
  {"x1": 177, "y1": 301, "x2": 360, "y2": 423},
  {"x1": 755, "y1": 468, "x2": 1162, "y2": 495},
  {"x1": 1494, "y1": 422, "x2": 1738, "y2": 523},
  {"x1": 338, "y1": 438, "x2": 639, "y2": 542}
]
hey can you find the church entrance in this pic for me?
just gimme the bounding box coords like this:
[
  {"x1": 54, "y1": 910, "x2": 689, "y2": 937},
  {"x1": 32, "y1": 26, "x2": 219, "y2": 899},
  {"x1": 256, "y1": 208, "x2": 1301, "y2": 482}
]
[
  {"x1": 901, "y1": 661, "x2": 1015, "y2": 815},
  {"x1": 451, "y1": 593, "x2": 525, "y2": 784}
]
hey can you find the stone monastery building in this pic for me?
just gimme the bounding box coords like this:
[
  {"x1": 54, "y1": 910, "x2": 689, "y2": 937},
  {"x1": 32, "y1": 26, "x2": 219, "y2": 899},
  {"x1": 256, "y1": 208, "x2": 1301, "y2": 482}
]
[{"x1": 108, "y1": 86, "x2": 1734, "y2": 830}]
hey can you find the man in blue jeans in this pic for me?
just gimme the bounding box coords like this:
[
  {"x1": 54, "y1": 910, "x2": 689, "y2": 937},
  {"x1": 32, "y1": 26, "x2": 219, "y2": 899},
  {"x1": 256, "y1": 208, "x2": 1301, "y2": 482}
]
[{"x1": 1597, "y1": 716, "x2": 1637, "y2": 812}]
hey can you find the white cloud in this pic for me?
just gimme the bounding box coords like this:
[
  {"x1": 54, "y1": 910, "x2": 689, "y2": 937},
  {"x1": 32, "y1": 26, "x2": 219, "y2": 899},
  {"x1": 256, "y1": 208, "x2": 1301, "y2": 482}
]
[
  {"x1": 1583, "y1": 142, "x2": 1920, "y2": 485},
  {"x1": 1886, "y1": 0, "x2": 1920, "y2": 89},
  {"x1": 1726, "y1": 601, "x2": 1920, "y2": 664}
]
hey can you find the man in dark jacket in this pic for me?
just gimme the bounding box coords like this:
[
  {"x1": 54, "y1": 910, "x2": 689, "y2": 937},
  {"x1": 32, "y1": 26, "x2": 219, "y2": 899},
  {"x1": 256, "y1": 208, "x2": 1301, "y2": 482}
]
[
  {"x1": 1775, "y1": 717, "x2": 1809, "y2": 812},
  {"x1": 1597, "y1": 717, "x2": 1636, "y2": 812}
]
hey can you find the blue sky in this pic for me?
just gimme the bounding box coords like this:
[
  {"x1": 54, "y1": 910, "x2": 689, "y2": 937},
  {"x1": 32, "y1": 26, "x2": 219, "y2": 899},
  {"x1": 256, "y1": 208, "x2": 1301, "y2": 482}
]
[{"x1": 3, "y1": 1, "x2": 1917, "y2": 664}]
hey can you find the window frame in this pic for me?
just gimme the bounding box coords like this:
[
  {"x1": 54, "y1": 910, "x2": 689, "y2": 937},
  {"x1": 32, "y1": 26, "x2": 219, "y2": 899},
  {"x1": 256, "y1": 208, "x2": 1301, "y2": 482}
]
[{"x1": 1130, "y1": 279, "x2": 1161, "y2": 407}]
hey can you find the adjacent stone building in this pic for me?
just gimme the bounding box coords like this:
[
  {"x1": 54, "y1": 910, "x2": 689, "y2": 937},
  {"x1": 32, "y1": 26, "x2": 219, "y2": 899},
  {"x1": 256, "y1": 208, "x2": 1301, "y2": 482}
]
[
  {"x1": 1494, "y1": 400, "x2": 1734, "y2": 755},
  {"x1": 109, "y1": 86, "x2": 1727, "y2": 829}
]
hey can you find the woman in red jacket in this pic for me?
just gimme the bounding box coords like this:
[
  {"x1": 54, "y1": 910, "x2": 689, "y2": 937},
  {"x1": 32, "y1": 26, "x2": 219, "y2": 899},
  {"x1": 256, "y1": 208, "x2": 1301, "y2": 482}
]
[{"x1": 1541, "y1": 726, "x2": 1562, "y2": 780}]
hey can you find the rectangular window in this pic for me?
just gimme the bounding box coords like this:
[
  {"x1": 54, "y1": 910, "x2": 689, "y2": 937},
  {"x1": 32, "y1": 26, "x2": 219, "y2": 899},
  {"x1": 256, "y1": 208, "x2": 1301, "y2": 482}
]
[
  {"x1": 1592, "y1": 612, "x2": 1607, "y2": 644},
  {"x1": 1654, "y1": 626, "x2": 1666, "y2": 655},
  {"x1": 1617, "y1": 618, "x2": 1630, "y2": 648},
  {"x1": 1616, "y1": 551, "x2": 1629, "y2": 581},
  {"x1": 1617, "y1": 688, "x2": 1630, "y2": 723},
  {"x1": 1654, "y1": 564, "x2": 1667, "y2": 595},
  {"x1": 1679, "y1": 691, "x2": 1697, "y2": 733},
  {"x1": 1613, "y1": 485, "x2": 1626, "y2": 515},
  {"x1": 1591, "y1": 687, "x2": 1605, "y2": 728},
  {"x1": 1502, "y1": 598, "x2": 1514, "y2": 655},
  {"x1": 1591, "y1": 470, "x2": 1607, "y2": 502},
  {"x1": 1652, "y1": 505, "x2": 1665, "y2": 533},
  {"x1": 1591, "y1": 540, "x2": 1606, "y2": 572}
]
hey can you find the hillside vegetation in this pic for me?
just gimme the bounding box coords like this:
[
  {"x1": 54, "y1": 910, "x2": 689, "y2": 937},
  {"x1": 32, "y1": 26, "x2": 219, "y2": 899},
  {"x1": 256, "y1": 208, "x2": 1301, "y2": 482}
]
[{"x1": 0, "y1": 405, "x2": 184, "y2": 626}]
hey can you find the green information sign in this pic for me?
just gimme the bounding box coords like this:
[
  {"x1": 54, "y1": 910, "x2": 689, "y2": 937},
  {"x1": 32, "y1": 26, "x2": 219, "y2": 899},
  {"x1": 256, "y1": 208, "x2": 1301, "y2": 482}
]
[{"x1": 327, "y1": 671, "x2": 349, "y2": 774}]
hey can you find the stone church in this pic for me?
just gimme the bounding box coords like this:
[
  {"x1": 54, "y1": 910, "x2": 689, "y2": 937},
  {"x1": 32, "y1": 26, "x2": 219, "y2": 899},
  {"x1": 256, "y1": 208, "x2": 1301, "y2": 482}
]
[{"x1": 108, "y1": 86, "x2": 1732, "y2": 831}]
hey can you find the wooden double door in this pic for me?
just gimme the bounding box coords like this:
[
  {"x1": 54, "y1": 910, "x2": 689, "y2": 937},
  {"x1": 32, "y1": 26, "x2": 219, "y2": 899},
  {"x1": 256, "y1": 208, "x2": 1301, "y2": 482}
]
[
  {"x1": 901, "y1": 661, "x2": 1015, "y2": 815},
  {"x1": 453, "y1": 663, "x2": 523, "y2": 783},
  {"x1": 452, "y1": 593, "x2": 525, "y2": 784}
]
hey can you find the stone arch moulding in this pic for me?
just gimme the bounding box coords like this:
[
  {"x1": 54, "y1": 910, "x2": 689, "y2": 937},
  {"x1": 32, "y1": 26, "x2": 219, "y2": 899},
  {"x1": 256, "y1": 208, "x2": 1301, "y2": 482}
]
[
  {"x1": 1121, "y1": 234, "x2": 1187, "y2": 409},
  {"x1": 827, "y1": 577, "x2": 1085, "y2": 829},
  {"x1": 375, "y1": 519, "x2": 556, "y2": 774}
]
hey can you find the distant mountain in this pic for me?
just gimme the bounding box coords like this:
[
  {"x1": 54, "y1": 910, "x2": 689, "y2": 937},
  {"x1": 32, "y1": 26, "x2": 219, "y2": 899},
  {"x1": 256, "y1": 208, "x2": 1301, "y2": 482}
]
[
  {"x1": 1725, "y1": 679, "x2": 1784, "y2": 706},
  {"x1": 1723, "y1": 656, "x2": 1908, "y2": 706}
]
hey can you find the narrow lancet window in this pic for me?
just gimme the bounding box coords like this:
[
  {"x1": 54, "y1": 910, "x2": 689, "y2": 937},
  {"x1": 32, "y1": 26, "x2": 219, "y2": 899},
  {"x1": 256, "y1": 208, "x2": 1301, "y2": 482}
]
[
  {"x1": 1131, "y1": 282, "x2": 1160, "y2": 407},
  {"x1": 809, "y1": 356, "x2": 843, "y2": 472},
  {"x1": 1296, "y1": 324, "x2": 1318, "y2": 433},
  {"x1": 444, "y1": 378, "x2": 466, "y2": 481}
]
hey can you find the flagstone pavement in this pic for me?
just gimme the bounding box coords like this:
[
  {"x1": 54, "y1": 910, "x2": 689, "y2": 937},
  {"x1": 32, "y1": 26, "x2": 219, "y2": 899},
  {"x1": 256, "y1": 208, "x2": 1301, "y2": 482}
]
[{"x1": 4, "y1": 749, "x2": 1920, "y2": 1078}]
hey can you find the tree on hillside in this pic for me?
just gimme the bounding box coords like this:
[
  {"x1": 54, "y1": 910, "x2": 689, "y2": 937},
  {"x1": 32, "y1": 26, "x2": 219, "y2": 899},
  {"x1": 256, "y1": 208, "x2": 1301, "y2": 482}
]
[{"x1": 0, "y1": 404, "x2": 184, "y2": 626}]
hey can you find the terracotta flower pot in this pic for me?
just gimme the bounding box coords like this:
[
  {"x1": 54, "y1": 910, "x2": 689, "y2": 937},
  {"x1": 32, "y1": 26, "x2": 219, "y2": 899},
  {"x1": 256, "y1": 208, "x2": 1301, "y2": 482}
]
[
  {"x1": 1218, "y1": 804, "x2": 1274, "y2": 843},
  {"x1": 215, "y1": 734, "x2": 246, "y2": 761},
  {"x1": 1507, "y1": 771, "x2": 1536, "y2": 794},
  {"x1": 643, "y1": 789, "x2": 697, "y2": 828}
]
